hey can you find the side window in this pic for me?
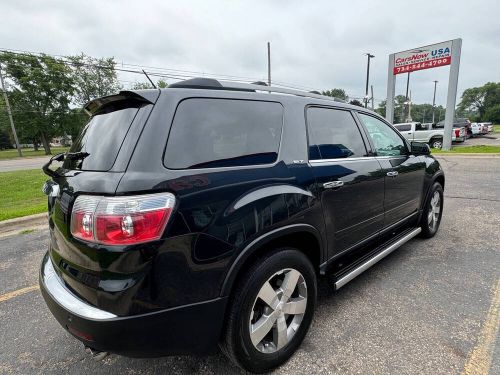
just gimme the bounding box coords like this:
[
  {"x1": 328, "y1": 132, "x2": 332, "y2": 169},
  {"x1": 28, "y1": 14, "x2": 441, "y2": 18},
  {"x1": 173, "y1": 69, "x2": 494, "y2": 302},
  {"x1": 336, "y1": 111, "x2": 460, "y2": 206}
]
[
  {"x1": 358, "y1": 113, "x2": 408, "y2": 156},
  {"x1": 307, "y1": 107, "x2": 367, "y2": 160},
  {"x1": 164, "y1": 99, "x2": 283, "y2": 169},
  {"x1": 395, "y1": 124, "x2": 411, "y2": 132},
  {"x1": 415, "y1": 123, "x2": 428, "y2": 131}
]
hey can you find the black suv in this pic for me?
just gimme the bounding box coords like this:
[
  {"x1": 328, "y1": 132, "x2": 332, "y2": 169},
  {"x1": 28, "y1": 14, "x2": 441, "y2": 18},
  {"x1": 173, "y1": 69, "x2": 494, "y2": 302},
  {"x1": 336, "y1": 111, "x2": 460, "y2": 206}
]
[{"x1": 40, "y1": 78, "x2": 444, "y2": 373}]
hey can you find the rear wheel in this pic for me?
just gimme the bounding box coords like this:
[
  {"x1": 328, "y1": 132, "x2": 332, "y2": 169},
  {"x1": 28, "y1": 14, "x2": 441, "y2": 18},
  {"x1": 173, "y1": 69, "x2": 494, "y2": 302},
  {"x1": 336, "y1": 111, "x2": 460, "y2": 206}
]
[
  {"x1": 221, "y1": 248, "x2": 317, "y2": 373},
  {"x1": 429, "y1": 138, "x2": 443, "y2": 149},
  {"x1": 420, "y1": 182, "x2": 443, "y2": 238}
]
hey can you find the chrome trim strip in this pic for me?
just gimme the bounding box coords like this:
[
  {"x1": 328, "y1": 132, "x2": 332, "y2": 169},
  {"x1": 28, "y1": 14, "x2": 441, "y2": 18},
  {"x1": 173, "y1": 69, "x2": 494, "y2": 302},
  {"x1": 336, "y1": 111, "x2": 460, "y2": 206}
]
[
  {"x1": 309, "y1": 155, "x2": 410, "y2": 164},
  {"x1": 310, "y1": 156, "x2": 375, "y2": 164},
  {"x1": 41, "y1": 256, "x2": 117, "y2": 320},
  {"x1": 334, "y1": 227, "x2": 421, "y2": 290}
]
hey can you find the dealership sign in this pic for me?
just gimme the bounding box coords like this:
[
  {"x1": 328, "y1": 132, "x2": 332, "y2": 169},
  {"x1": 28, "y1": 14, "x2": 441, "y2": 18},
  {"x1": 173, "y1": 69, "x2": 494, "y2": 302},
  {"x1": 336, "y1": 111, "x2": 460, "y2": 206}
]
[{"x1": 393, "y1": 41, "x2": 452, "y2": 75}]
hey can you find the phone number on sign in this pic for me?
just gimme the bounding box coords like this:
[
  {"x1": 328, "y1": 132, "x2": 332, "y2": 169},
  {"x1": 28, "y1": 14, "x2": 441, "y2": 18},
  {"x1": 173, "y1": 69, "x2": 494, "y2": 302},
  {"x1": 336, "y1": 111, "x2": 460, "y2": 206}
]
[{"x1": 393, "y1": 57, "x2": 451, "y2": 74}]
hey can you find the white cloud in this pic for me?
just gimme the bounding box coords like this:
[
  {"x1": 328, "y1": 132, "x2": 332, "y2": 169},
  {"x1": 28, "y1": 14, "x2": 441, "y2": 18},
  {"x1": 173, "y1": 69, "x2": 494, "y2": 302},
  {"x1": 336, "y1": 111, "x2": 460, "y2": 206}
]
[{"x1": 0, "y1": 0, "x2": 498, "y2": 106}]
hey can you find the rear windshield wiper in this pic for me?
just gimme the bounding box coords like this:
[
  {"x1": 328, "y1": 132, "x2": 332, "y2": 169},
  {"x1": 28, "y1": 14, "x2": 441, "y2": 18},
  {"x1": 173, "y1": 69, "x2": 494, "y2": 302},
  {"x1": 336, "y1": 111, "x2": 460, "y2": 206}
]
[
  {"x1": 66, "y1": 151, "x2": 90, "y2": 161},
  {"x1": 42, "y1": 152, "x2": 90, "y2": 177}
]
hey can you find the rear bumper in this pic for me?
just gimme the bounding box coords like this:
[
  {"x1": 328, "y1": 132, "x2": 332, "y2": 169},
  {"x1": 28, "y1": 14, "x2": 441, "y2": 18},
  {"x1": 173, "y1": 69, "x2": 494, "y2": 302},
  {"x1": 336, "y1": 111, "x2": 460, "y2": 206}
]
[{"x1": 39, "y1": 252, "x2": 227, "y2": 357}]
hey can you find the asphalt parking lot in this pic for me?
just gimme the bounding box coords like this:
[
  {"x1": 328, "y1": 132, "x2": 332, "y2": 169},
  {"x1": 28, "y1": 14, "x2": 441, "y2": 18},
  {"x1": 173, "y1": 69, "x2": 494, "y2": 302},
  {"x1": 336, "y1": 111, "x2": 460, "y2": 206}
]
[
  {"x1": 455, "y1": 132, "x2": 500, "y2": 147},
  {"x1": 0, "y1": 155, "x2": 499, "y2": 375}
]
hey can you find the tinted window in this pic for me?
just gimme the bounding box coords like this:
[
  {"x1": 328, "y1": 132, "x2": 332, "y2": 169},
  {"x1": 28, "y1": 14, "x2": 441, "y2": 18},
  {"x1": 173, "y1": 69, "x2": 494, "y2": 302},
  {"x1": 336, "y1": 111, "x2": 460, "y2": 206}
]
[
  {"x1": 307, "y1": 108, "x2": 367, "y2": 159},
  {"x1": 415, "y1": 123, "x2": 429, "y2": 131},
  {"x1": 358, "y1": 113, "x2": 407, "y2": 156},
  {"x1": 395, "y1": 124, "x2": 411, "y2": 132},
  {"x1": 164, "y1": 99, "x2": 283, "y2": 169},
  {"x1": 65, "y1": 102, "x2": 142, "y2": 171}
]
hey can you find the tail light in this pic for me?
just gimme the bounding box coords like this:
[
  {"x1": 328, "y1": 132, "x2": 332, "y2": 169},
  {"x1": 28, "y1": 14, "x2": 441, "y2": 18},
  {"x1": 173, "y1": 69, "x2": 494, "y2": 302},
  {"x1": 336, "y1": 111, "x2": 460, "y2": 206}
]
[
  {"x1": 454, "y1": 129, "x2": 460, "y2": 137},
  {"x1": 70, "y1": 193, "x2": 175, "y2": 245}
]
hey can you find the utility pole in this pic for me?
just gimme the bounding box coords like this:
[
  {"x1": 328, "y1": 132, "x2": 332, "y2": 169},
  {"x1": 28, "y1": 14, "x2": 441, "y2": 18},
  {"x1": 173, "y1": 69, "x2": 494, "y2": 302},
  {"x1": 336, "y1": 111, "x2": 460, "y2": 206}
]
[
  {"x1": 432, "y1": 80, "x2": 438, "y2": 124},
  {"x1": 408, "y1": 90, "x2": 412, "y2": 122},
  {"x1": 267, "y1": 42, "x2": 271, "y2": 87},
  {"x1": 370, "y1": 85, "x2": 375, "y2": 110},
  {"x1": 0, "y1": 63, "x2": 22, "y2": 156},
  {"x1": 405, "y1": 72, "x2": 410, "y2": 121},
  {"x1": 364, "y1": 53, "x2": 375, "y2": 108}
]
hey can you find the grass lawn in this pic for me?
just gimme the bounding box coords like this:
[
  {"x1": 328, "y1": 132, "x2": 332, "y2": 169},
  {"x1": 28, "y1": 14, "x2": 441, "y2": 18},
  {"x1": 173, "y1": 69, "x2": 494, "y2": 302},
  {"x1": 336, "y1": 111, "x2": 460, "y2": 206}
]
[
  {"x1": 0, "y1": 147, "x2": 69, "y2": 160},
  {"x1": 432, "y1": 145, "x2": 500, "y2": 154},
  {"x1": 494, "y1": 125, "x2": 500, "y2": 133},
  {"x1": 0, "y1": 169, "x2": 48, "y2": 221}
]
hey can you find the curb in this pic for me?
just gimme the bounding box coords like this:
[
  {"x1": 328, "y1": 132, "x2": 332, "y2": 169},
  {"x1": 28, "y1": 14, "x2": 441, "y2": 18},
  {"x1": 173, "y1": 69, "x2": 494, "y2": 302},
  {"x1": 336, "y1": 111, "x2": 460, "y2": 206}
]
[
  {"x1": 432, "y1": 153, "x2": 500, "y2": 157},
  {"x1": 0, "y1": 213, "x2": 48, "y2": 234}
]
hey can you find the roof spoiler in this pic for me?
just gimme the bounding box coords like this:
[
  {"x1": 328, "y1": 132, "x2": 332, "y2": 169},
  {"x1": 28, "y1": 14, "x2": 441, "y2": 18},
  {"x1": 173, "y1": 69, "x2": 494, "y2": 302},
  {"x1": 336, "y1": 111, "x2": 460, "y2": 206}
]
[{"x1": 84, "y1": 90, "x2": 159, "y2": 116}]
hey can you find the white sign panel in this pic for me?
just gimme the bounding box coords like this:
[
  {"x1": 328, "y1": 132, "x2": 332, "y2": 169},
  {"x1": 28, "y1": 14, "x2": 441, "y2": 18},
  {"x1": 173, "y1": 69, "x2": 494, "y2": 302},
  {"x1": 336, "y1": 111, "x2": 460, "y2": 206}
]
[{"x1": 393, "y1": 40, "x2": 452, "y2": 75}]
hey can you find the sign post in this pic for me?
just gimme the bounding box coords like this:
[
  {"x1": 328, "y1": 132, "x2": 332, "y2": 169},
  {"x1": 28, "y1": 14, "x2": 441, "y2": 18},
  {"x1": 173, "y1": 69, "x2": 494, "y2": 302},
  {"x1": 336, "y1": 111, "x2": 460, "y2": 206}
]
[
  {"x1": 386, "y1": 39, "x2": 462, "y2": 150},
  {"x1": 442, "y1": 39, "x2": 462, "y2": 150}
]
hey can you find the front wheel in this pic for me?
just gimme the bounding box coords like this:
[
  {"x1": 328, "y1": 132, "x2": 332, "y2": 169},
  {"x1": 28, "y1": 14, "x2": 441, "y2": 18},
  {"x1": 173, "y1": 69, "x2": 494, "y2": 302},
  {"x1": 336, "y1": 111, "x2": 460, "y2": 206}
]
[
  {"x1": 220, "y1": 248, "x2": 317, "y2": 373},
  {"x1": 420, "y1": 182, "x2": 444, "y2": 238}
]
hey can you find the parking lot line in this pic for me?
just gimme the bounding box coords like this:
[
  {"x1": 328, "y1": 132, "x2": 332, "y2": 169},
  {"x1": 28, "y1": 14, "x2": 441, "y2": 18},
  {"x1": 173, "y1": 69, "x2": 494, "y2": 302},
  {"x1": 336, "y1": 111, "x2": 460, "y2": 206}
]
[
  {"x1": 461, "y1": 279, "x2": 500, "y2": 375},
  {"x1": 0, "y1": 285, "x2": 39, "y2": 303}
]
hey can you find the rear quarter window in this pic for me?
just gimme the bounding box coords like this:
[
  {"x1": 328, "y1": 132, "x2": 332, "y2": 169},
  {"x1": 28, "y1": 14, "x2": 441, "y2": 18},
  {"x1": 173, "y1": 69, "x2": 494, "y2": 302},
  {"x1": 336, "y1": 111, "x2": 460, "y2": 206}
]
[{"x1": 164, "y1": 99, "x2": 283, "y2": 169}]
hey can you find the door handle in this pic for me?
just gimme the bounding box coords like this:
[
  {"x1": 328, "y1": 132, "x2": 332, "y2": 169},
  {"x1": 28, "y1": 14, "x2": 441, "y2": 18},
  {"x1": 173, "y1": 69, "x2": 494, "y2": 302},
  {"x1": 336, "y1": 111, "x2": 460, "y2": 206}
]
[
  {"x1": 386, "y1": 171, "x2": 399, "y2": 177},
  {"x1": 323, "y1": 181, "x2": 344, "y2": 189}
]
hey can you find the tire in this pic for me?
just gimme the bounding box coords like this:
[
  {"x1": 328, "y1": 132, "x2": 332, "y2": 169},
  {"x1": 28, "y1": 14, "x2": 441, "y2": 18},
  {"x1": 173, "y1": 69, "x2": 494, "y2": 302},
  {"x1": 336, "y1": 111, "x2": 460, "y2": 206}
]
[
  {"x1": 220, "y1": 248, "x2": 317, "y2": 373},
  {"x1": 420, "y1": 182, "x2": 444, "y2": 238},
  {"x1": 429, "y1": 138, "x2": 443, "y2": 149}
]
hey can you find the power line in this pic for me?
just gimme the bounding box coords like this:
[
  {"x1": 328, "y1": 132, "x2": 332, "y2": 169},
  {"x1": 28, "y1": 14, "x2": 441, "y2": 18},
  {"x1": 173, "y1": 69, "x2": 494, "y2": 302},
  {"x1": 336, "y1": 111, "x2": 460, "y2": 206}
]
[
  {"x1": 0, "y1": 47, "x2": 324, "y2": 92},
  {"x1": 0, "y1": 47, "x2": 391, "y2": 110}
]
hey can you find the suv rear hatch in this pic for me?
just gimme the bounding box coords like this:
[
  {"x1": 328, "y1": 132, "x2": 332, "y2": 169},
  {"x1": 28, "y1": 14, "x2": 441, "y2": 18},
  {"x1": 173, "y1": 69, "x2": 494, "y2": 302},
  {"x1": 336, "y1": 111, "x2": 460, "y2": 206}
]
[{"x1": 45, "y1": 90, "x2": 158, "y2": 316}]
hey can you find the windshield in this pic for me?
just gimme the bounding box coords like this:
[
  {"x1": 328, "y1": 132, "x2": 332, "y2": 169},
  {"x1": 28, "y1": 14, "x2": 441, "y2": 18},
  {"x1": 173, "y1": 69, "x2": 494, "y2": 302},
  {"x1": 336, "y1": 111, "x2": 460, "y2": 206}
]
[{"x1": 64, "y1": 102, "x2": 142, "y2": 171}]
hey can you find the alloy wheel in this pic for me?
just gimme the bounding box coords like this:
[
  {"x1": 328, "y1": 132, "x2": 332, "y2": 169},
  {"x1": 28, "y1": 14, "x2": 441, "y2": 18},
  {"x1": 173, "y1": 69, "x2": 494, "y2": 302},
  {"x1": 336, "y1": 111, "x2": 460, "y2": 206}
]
[
  {"x1": 249, "y1": 268, "x2": 307, "y2": 353},
  {"x1": 432, "y1": 140, "x2": 443, "y2": 149},
  {"x1": 427, "y1": 191, "x2": 441, "y2": 231}
]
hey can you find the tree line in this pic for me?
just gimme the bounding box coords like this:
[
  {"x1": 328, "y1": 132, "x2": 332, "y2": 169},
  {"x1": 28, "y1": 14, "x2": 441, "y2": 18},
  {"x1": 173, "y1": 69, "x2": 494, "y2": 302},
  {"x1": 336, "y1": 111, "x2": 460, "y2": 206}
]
[
  {"x1": 1, "y1": 50, "x2": 498, "y2": 154},
  {"x1": 0, "y1": 52, "x2": 161, "y2": 154},
  {"x1": 322, "y1": 82, "x2": 500, "y2": 124}
]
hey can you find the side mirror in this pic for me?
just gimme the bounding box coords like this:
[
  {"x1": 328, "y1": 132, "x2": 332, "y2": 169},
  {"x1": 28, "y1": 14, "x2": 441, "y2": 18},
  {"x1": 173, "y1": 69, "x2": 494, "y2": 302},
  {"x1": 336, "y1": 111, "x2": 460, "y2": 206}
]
[{"x1": 411, "y1": 142, "x2": 431, "y2": 155}]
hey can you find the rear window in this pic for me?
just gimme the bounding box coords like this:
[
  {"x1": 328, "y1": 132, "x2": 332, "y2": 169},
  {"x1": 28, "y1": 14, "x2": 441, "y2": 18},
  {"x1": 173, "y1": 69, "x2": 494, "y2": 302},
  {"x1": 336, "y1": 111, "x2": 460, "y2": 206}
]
[
  {"x1": 164, "y1": 99, "x2": 283, "y2": 169},
  {"x1": 64, "y1": 102, "x2": 142, "y2": 171}
]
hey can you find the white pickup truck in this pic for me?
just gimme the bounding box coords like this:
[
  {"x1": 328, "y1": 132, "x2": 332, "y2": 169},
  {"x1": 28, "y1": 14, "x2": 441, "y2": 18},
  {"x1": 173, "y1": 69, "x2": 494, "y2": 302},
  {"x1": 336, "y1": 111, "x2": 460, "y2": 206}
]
[{"x1": 394, "y1": 122, "x2": 465, "y2": 149}]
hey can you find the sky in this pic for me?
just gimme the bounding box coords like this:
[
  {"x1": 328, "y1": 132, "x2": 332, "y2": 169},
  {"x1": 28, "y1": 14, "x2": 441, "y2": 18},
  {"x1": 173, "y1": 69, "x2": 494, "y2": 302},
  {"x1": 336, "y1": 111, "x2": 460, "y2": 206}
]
[{"x1": 1, "y1": 0, "x2": 499, "y2": 107}]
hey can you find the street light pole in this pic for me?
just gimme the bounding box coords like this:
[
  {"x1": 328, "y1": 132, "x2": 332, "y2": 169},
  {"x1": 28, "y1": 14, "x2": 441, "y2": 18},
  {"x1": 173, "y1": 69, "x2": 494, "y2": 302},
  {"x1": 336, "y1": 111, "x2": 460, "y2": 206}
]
[
  {"x1": 267, "y1": 42, "x2": 271, "y2": 87},
  {"x1": 432, "y1": 80, "x2": 438, "y2": 124},
  {"x1": 364, "y1": 53, "x2": 374, "y2": 108}
]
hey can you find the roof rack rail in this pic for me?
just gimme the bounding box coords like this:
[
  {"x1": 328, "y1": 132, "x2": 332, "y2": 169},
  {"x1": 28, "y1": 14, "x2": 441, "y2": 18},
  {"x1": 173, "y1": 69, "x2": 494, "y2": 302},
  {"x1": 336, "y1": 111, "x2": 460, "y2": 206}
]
[{"x1": 168, "y1": 77, "x2": 346, "y2": 103}]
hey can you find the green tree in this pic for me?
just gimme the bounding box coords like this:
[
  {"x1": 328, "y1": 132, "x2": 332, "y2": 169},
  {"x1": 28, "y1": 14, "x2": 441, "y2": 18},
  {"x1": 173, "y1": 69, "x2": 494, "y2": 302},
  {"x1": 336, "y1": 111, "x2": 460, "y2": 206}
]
[
  {"x1": 484, "y1": 103, "x2": 500, "y2": 123},
  {"x1": 0, "y1": 52, "x2": 75, "y2": 154},
  {"x1": 322, "y1": 88, "x2": 348, "y2": 101},
  {"x1": 131, "y1": 79, "x2": 168, "y2": 90},
  {"x1": 458, "y1": 82, "x2": 500, "y2": 121},
  {"x1": 376, "y1": 95, "x2": 407, "y2": 123},
  {"x1": 0, "y1": 128, "x2": 10, "y2": 149},
  {"x1": 67, "y1": 53, "x2": 122, "y2": 106},
  {"x1": 59, "y1": 108, "x2": 88, "y2": 142}
]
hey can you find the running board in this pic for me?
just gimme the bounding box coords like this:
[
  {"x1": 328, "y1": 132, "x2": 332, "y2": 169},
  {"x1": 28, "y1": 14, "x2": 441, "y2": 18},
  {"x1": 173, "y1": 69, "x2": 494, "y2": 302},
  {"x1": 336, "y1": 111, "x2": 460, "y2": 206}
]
[{"x1": 334, "y1": 227, "x2": 422, "y2": 290}]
